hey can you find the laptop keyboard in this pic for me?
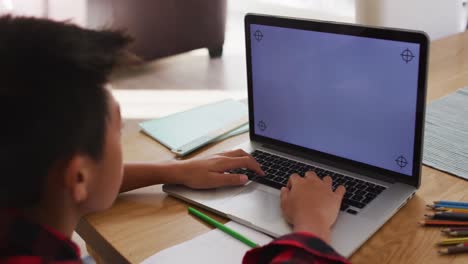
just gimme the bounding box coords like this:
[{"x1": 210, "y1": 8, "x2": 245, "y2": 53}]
[{"x1": 229, "y1": 150, "x2": 387, "y2": 215}]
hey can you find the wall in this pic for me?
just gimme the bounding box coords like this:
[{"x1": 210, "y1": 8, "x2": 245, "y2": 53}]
[
  {"x1": 356, "y1": 0, "x2": 468, "y2": 40},
  {"x1": 0, "y1": 0, "x2": 87, "y2": 26}
]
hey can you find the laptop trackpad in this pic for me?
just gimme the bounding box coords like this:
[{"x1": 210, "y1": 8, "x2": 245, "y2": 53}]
[{"x1": 222, "y1": 183, "x2": 284, "y2": 227}]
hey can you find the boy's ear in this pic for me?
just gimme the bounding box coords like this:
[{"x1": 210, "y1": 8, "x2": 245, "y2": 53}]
[{"x1": 63, "y1": 156, "x2": 93, "y2": 204}]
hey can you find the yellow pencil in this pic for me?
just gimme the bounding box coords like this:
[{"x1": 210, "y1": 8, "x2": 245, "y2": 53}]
[{"x1": 438, "y1": 237, "x2": 468, "y2": 246}]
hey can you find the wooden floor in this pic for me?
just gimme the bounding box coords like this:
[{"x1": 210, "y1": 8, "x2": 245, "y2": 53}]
[
  {"x1": 109, "y1": 49, "x2": 249, "y2": 120},
  {"x1": 107, "y1": 9, "x2": 250, "y2": 121}
]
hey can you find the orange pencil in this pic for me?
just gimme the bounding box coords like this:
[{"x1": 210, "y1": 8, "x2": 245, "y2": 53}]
[
  {"x1": 430, "y1": 207, "x2": 468, "y2": 213},
  {"x1": 444, "y1": 208, "x2": 468, "y2": 214}
]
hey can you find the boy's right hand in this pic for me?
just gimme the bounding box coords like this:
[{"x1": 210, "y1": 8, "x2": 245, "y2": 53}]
[{"x1": 280, "y1": 172, "x2": 346, "y2": 244}]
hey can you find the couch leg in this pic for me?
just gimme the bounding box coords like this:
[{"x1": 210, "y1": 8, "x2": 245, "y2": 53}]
[{"x1": 208, "y1": 46, "x2": 223, "y2": 58}]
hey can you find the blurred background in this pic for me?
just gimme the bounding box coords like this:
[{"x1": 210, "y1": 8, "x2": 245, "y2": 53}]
[{"x1": 1, "y1": 0, "x2": 467, "y2": 39}]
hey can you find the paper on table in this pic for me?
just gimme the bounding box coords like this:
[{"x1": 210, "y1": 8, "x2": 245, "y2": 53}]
[
  {"x1": 140, "y1": 221, "x2": 273, "y2": 264},
  {"x1": 423, "y1": 87, "x2": 468, "y2": 179}
]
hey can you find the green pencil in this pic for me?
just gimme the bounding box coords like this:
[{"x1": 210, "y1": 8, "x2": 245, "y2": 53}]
[{"x1": 188, "y1": 207, "x2": 259, "y2": 248}]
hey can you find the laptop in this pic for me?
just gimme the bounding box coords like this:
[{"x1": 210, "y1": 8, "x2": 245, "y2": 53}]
[{"x1": 163, "y1": 14, "x2": 428, "y2": 257}]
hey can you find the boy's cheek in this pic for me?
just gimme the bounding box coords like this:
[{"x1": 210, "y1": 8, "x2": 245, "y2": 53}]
[
  {"x1": 86, "y1": 133, "x2": 123, "y2": 211},
  {"x1": 89, "y1": 185, "x2": 119, "y2": 212},
  {"x1": 84, "y1": 168, "x2": 122, "y2": 212}
]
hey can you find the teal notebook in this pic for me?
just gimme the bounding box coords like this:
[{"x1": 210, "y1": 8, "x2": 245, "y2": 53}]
[{"x1": 139, "y1": 99, "x2": 249, "y2": 156}]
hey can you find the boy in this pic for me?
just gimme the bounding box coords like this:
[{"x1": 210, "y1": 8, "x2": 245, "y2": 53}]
[{"x1": 0, "y1": 16, "x2": 349, "y2": 264}]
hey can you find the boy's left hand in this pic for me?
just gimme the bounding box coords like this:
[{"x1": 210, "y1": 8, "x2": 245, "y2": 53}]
[{"x1": 175, "y1": 149, "x2": 265, "y2": 189}]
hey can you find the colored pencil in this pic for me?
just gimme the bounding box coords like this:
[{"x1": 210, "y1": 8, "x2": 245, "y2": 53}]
[
  {"x1": 188, "y1": 207, "x2": 259, "y2": 248},
  {"x1": 439, "y1": 208, "x2": 468, "y2": 214},
  {"x1": 432, "y1": 204, "x2": 468, "y2": 210},
  {"x1": 434, "y1": 201, "x2": 468, "y2": 207},
  {"x1": 425, "y1": 212, "x2": 468, "y2": 222},
  {"x1": 438, "y1": 237, "x2": 468, "y2": 246},
  {"x1": 445, "y1": 231, "x2": 468, "y2": 237},
  {"x1": 425, "y1": 205, "x2": 468, "y2": 212},
  {"x1": 439, "y1": 243, "x2": 468, "y2": 255},
  {"x1": 442, "y1": 227, "x2": 468, "y2": 232},
  {"x1": 419, "y1": 220, "x2": 468, "y2": 226},
  {"x1": 428, "y1": 205, "x2": 468, "y2": 213}
]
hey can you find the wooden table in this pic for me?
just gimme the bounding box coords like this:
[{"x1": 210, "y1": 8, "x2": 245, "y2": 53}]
[{"x1": 77, "y1": 31, "x2": 468, "y2": 264}]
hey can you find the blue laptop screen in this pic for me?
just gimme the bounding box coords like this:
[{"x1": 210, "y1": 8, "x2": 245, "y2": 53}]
[{"x1": 250, "y1": 24, "x2": 421, "y2": 176}]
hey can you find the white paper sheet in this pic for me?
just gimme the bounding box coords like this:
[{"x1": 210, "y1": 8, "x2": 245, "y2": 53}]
[
  {"x1": 140, "y1": 222, "x2": 273, "y2": 264},
  {"x1": 423, "y1": 87, "x2": 468, "y2": 179}
]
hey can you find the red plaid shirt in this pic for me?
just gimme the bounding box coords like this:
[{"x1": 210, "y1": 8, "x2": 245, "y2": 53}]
[
  {"x1": 1, "y1": 210, "x2": 350, "y2": 264},
  {"x1": 0, "y1": 210, "x2": 81, "y2": 264}
]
